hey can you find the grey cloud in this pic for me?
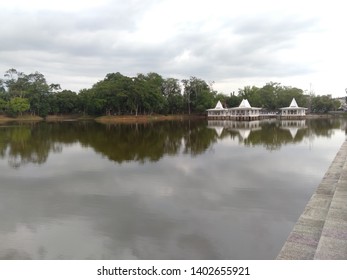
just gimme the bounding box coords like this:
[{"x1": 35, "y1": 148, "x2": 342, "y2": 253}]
[{"x1": 0, "y1": 1, "x2": 322, "y2": 92}]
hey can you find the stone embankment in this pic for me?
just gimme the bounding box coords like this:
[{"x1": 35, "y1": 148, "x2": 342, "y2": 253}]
[{"x1": 277, "y1": 140, "x2": 347, "y2": 259}]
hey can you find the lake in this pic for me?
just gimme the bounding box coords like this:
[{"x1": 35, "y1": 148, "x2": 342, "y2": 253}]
[{"x1": 0, "y1": 118, "x2": 346, "y2": 259}]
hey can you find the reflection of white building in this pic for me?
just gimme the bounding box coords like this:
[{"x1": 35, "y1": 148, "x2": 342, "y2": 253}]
[
  {"x1": 279, "y1": 119, "x2": 307, "y2": 138},
  {"x1": 208, "y1": 120, "x2": 261, "y2": 140},
  {"x1": 207, "y1": 120, "x2": 225, "y2": 137},
  {"x1": 207, "y1": 99, "x2": 261, "y2": 121},
  {"x1": 279, "y1": 98, "x2": 307, "y2": 119},
  {"x1": 228, "y1": 121, "x2": 261, "y2": 140}
]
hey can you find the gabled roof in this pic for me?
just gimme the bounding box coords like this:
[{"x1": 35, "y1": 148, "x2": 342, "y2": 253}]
[
  {"x1": 239, "y1": 99, "x2": 251, "y2": 108},
  {"x1": 289, "y1": 98, "x2": 299, "y2": 108},
  {"x1": 280, "y1": 98, "x2": 307, "y2": 110},
  {"x1": 207, "y1": 100, "x2": 226, "y2": 111},
  {"x1": 215, "y1": 100, "x2": 224, "y2": 109},
  {"x1": 228, "y1": 99, "x2": 261, "y2": 110}
]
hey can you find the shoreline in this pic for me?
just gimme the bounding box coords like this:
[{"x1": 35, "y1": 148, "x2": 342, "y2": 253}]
[
  {"x1": 95, "y1": 114, "x2": 205, "y2": 124},
  {"x1": 0, "y1": 115, "x2": 43, "y2": 122},
  {"x1": 0, "y1": 113, "x2": 344, "y2": 124},
  {"x1": 277, "y1": 140, "x2": 347, "y2": 259}
]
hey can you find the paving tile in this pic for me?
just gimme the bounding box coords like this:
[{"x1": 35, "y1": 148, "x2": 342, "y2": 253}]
[
  {"x1": 305, "y1": 194, "x2": 332, "y2": 209},
  {"x1": 330, "y1": 198, "x2": 347, "y2": 210},
  {"x1": 326, "y1": 208, "x2": 347, "y2": 223},
  {"x1": 314, "y1": 236, "x2": 347, "y2": 259},
  {"x1": 315, "y1": 183, "x2": 336, "y2": 195},
  {"x1": 321, "y1": 220, "x2": 347, "y2": 240},
  {"x1": 301, "y1": 206, "x2": 329, "y2": 221},
  {"x1": 277, "y1": 242, "x2": 316, "y2": 260}
]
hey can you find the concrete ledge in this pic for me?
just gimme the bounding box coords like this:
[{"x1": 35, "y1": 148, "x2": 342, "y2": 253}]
[{"x1": 277, "y1": 140, "x2": 347, "y2": 260}]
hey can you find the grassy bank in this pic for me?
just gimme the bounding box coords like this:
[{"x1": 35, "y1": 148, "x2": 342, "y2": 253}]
[
  {"x1": 45, "y1": 114, "x2": 94, "y2": 121},
  {"x1": 1, "y1": 114, "x2": 205, "y2": 124},
  {"x1": 0, "y1": 115, "x2": 43, "y2": 122},
  {"x1": 95, "y1": 114, "x2": 206, "y2": 124}
]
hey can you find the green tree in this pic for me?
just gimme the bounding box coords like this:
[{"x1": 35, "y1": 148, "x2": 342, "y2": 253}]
[
  {"x1": 53, "y1": 90, "x2": 79, "y2": 114},
  {"x1": 162, "y1": 78, "x2": 184, "y2": 114},
  {"x1": 225, "y1": 92, "x2": 242, "y2": 108},
  {"x1": 26, "y1": 72, "x2": 52, "y2": 116},
  {"x1": 182, "y1": 77, "x2": 215, "y2": 114},
  {"x1": 238, "y1": 86, "x2": 261, "y2": 106},
  {"x1": 8, "y1": 97, "x2": 30, "y2": 116},
  {"x1": 142, "y1": 72, "x2": 165, "y2": 114},
  {"x1": 311, "y1": 95, "x2": 338, "y2": 113},
  {"x1": 0, "y1": 98, "x2": 7, "y2": 113},
  {"x1": 4, "y1": 69, "x2": 29, "y2": 98}
]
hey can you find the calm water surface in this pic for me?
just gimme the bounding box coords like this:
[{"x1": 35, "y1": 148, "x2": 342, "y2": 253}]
[{"x1": 0, "y1": 118, "x2": 346, "y2": 259}]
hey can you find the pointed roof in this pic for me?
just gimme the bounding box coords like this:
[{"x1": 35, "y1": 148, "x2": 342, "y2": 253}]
[
  {"x1": 280, "y1": 97, "x2": 307, "y2": 110},
  {"x1": 289, "y1": 98, "x2": 298, "y2": 108},
  {"x1": 239, "y1": 99, "x2": 251, "y2": 108},
  {"x1": 215, "y1": 100, "x2": 224, "y2": 109},
  {"x1": 207, "y1": 100, "x2": 226, "y2": 111},
  {"x1": 288, "y1": 127, "x2": 299, "y2": 139}
]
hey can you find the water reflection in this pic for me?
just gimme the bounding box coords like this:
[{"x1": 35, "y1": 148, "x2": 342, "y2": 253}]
[
  {"x1": 0, "y1": 118, "x2": 346, "y2": 259},
  {"x1": 208, "y1": 119, "x2": 344, "y2": 150},
  {"x1": 0, "y1": 119, "x2": 345, "y2": 168}
]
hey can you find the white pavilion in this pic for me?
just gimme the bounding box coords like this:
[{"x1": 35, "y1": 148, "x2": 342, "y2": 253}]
[
  {"x1": 228, "y1": 99, "x2": 261, "y2": 121},
  {"x1": 206, "y1": 100, "x2": 227, "y2": 119},
  {"x1": 279, "y1": 98, "x2": 307, "y2": 119},
  {"x1": 207, "y1": 99, "x2": 262, "y2": 120}
]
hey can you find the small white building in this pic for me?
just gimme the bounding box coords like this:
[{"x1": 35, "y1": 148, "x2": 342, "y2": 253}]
[
  {"x1": 207, "y1": 99, "x2": 262, "y2": 120},
  {"x1": 228, "y1": 99, "x2": 261, "y2": 120},
  {"x1": 207, "y1": 100, "x2": 227, "y2": 119},
  {"x1": 279, "y1": 98, "x2": 307, "y2": 119}
]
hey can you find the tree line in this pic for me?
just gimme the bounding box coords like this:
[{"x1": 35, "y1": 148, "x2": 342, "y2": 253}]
[
  {"x1": 0, "y1": 68, "x2": 341, "y2": 117},
  {"x1": 1, "y1": 118, "x2": 344, "y2": 168}
]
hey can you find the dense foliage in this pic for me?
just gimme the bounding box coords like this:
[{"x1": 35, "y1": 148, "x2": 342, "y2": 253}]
[
  {"x1": 1, "y1": 119, "x2": 344, "y2": 168},
  {"x1": 0, "y1": 68, "x2": 342, "y2": 117}
]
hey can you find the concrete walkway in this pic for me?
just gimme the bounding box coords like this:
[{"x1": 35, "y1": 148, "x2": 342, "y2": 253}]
[{"x1": 277, "y1": 140, "x2": 347, "y2": 259}]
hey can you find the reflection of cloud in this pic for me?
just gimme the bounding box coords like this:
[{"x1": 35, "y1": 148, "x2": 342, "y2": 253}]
[
  {"x1": 0, "y1": 121, "x2": 346, "y2": 259},
  {"x1": 0, "y1": 220, "x2": 112, "y2": 259}
]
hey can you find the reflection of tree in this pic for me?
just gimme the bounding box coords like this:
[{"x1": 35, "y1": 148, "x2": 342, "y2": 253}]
[
  {"x1": 305, "y1": 119, "x2": 341, "y2": 138},
  {"x1": 183, "y1": 121, "x2": 218, "y2": 156},
  {"x1": 0, "y1": 120, "x2": 219, "y2": 167},
  {"x1": 0, "y1": 124, "x2": 61, "y2": 168},
  {"x1": 0, "y1": 118, "x2": 344, "y2": 168},
  {"x1": 210, "y1": 119, "x2": 343, "y2": 151},
  {"x1": 78, "y1": 122, "x2": 187, "y2": 163},
  {"x1": 78, "y1": 120, "x2": 218, "y2": 163},
  {"x1": 243, "y1": 122, "x2": 306, "y2": 150}
]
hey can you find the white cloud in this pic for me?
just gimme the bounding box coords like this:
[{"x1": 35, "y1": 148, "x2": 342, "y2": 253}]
[{"x1": 1, "y1": 0, "x2": 346, "y2": 96}]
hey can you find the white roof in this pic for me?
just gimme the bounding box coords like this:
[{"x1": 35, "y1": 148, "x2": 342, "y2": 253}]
[
  {"x1": 289, "y1": 98, "x2": 298, "y2": 108},
  {"x1": 207, "y1": 100, "x2": 226, "y2": 111},
  {"x1": 229, "y1": 99, "x2": 261, "y2": 110},
  {"x1": 280, "y1": 98, "x2": 307, "y2": 110},
  {"x1": 215, "y1": 100, "x2": 224, "y2": 109},
  {"x1": 239, "y1": 99, "x2": 251, "y2": 108}
]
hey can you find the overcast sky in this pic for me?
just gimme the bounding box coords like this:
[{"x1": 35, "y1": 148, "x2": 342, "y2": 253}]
[{"x1": 1, "y1": 0, "x2": 346, "y2": 97}]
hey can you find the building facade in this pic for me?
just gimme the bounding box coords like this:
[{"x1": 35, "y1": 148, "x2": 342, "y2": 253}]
[
  {"x1": 207, "y1": 99, "x2": 261, "y2": 121},
  {"x1": 279, "y1": 98, "x2": 307, "y2": 119}
]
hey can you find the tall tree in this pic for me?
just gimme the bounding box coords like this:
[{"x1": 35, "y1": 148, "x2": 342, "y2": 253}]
[
  {"x1": 162, "y1": 78, "x2": 184, "y2": 114},
  {"x1": 26, "y1": 72, "x2": 51, "y2": 116},
  {"x1": 182, "y1": 76, "x2": 214, "y2": 114}
]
